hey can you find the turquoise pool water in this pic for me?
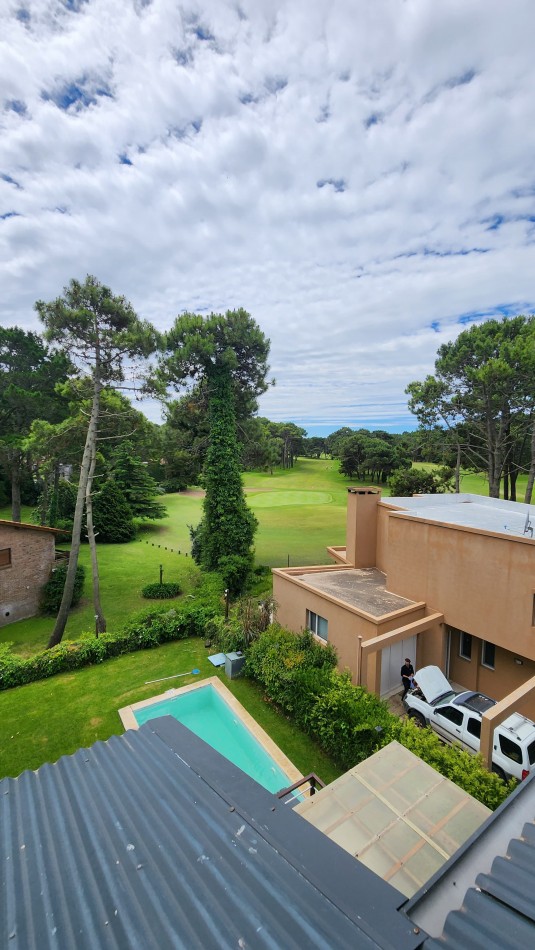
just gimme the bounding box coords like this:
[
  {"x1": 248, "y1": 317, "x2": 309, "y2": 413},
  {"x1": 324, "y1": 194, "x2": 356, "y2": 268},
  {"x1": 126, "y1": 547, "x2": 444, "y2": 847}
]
[{"x1": 134, "y1": 685, "x2": 292, "y2": 794}]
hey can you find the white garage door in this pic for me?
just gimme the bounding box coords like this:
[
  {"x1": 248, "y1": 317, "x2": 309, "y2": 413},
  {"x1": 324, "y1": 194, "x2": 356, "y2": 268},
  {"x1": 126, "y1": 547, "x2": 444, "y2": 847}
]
[{"x1": 380, "y1": 636, "x2": 417, "y2": 697}]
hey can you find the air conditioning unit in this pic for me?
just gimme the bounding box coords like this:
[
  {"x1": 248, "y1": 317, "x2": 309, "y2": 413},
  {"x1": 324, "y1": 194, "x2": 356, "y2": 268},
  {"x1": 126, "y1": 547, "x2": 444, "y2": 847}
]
[{"x1": 225, "y1": 651, "x2": 245, "y2": 679}]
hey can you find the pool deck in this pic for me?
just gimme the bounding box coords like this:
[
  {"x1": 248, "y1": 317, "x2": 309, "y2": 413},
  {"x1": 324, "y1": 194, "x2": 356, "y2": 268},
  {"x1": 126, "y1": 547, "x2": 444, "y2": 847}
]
[{"x1": 118, "y1": 675, "x2": 303, "y2": 788}]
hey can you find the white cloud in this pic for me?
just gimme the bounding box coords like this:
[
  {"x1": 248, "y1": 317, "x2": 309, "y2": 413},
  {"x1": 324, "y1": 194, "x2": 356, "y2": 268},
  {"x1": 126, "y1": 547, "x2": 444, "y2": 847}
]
[{"x1": 1, "y1": 0, "x2": 534, "y2": 430}]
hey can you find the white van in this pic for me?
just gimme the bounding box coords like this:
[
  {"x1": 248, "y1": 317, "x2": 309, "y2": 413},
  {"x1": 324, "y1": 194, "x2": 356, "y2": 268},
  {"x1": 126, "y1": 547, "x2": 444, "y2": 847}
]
[{"x1": 403, "y1": 665, "x2": 535, "y2": 782}]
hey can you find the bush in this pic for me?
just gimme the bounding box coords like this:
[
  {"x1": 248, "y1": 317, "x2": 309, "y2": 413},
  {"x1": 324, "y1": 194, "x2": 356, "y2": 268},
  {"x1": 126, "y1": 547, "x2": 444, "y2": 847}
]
[
  {"x1": 0, "y1": 597, "x2": 221, "y2": 692},
  {"x1": 141, "y1": 582, "x2": 182, "y2": 599},
  {"x1": 244, "y1": 626, "x2": 512, "y2": 809},
  {"x1": 40, "y1": 563, "x2": 85, "y2": 615},
  {"x1": 389, "y1": 466, "x2": 453, "y2": 496},
  {"x1": 160, "y1": 477, "x2": 189, "y2": 493}
]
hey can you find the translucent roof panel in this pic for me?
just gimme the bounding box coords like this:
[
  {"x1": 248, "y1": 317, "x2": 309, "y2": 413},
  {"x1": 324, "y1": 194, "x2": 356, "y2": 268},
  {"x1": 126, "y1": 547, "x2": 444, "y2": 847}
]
[{"x1": 295, "y1": 741, "x2": 491, "y2": 899}]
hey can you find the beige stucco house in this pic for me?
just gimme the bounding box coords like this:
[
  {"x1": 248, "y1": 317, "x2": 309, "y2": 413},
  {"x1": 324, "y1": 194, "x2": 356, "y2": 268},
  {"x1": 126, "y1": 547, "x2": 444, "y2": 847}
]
[
  {"x1": 0, "y1": 520, "x2": 65, "y2": 627},
  {"x1": 273, "y1": 489, "x2": 535, "y2": 717}
]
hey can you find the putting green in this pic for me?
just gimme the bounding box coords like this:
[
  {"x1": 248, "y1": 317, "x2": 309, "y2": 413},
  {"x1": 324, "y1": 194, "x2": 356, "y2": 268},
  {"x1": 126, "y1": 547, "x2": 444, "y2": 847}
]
[{"x1": 248, "y1": 490, "x2": 333, "y2": 508}]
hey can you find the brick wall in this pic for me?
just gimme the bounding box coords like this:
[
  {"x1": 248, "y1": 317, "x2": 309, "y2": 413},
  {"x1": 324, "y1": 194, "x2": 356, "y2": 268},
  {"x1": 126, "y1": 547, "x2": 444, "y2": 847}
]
[{"x1": 0, "y1": 526, "x2": 56, "y2": 626}]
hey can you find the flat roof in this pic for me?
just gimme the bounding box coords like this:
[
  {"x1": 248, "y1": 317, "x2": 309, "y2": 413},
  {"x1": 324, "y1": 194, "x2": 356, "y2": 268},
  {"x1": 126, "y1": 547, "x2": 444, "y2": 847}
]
[
  {"x1": 385, "y1": 493, "x2": 535, "y2": 539},
  {"x1": 291, "y1": 567, "x2": 416, "y2": 617}
]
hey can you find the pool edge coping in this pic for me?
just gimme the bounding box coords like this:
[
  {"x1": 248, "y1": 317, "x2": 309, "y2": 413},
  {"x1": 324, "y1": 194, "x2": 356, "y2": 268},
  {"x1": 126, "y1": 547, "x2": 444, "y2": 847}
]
[{"x1": 118, "y1": 675, "x2": 303, "y2": 787}]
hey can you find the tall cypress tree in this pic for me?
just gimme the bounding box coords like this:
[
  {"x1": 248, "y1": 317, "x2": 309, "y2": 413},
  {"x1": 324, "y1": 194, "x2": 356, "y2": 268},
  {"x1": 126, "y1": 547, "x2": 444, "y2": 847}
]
[{"x1": 158, "y1": 309, "x2": 270, "y2": 593}]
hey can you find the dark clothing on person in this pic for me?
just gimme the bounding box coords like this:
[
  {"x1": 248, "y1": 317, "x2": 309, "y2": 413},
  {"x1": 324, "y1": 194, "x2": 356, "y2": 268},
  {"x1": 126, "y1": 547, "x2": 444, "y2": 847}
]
[{"x1": 401, "y1": 662, "x2": 414, "y2": 697}]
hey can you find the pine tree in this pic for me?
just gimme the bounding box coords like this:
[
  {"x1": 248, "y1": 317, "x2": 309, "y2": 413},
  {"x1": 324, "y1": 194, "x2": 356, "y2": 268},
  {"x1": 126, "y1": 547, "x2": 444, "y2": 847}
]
[
  {"x1": 111, "y1": 441, "x2": 167, "y2": 520},
  {"x1": 91, "y1": 480, "x2": 136, "y2": 543}
]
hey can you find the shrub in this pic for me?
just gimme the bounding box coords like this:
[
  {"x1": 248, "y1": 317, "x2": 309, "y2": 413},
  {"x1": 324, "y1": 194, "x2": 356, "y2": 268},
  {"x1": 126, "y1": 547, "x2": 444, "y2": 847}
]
[
  {"x1": 141, "y1": 582, "x2": 182, "y2": 599},
  {"x1": 244, "y1": 626, "x2": 512, "y2": 810},
  {"x1": 160, "y1": 477, "x2": 189, "y2": 493},
  {"x1": 40, "y1": 563, "x2": 85, "y2": 615},
  {"x1": 0, "y1": 597, "x2": 221, "y2": 692},
  {"x1": 205, "y1": 616, "x2": 247, "y2": 653}
]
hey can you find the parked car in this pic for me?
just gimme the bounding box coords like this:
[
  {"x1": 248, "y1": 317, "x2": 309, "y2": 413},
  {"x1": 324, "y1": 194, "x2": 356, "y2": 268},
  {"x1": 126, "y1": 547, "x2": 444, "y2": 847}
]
[{"x1": 403, "y1": 665, "x2": 535, "y2": 782}]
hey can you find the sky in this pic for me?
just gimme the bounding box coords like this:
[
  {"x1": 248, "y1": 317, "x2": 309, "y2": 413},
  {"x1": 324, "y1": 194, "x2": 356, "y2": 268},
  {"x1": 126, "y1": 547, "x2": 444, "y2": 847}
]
[{"x1": 1, "y1": 0, "x2": 535, "y2": 434}]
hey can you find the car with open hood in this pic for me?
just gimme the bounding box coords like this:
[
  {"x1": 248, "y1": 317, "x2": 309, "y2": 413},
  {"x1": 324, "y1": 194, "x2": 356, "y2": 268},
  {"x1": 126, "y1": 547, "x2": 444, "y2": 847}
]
[{"x1": 403, "y1": 665, "x2": 535, "y2": 782}]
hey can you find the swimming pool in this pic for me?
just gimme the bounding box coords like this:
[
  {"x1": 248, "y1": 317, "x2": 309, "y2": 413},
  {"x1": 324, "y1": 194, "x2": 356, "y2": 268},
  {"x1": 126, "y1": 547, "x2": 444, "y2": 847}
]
[{"x1": 119, "y1": 677, "x2": 302, "y2": 795}]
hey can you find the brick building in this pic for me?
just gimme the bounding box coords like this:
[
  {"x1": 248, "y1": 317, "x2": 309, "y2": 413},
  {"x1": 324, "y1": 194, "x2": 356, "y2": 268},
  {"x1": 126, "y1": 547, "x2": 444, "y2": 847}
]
[{"x1": 0, "y1": 520, "x2": 65, "y2": 627}]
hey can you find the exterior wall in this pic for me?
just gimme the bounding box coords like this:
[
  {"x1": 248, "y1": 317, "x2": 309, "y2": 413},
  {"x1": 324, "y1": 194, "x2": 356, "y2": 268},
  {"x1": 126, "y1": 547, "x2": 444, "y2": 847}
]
[
  {"x1": 384, "y1": 515, "x2": 535, "y2": 661},
  {"x1": 273, "y1": 569, "x2": 426, "y2": 684},
  {"x1": 0, "y1": 526, "x2": 55, "y2": 626},
  {"x1": 448, "y1": 628, "x2": 535, "y2": 719}
]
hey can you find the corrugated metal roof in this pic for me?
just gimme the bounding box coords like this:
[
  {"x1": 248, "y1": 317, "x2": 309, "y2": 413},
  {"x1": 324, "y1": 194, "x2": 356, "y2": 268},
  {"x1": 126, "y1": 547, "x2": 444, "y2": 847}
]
[
  {"x1": 0, "y1": 716, "x2": 425, "y2": 950},
  {"x1": 423, "y1": 819, "x2": 535, "y2": 949}
]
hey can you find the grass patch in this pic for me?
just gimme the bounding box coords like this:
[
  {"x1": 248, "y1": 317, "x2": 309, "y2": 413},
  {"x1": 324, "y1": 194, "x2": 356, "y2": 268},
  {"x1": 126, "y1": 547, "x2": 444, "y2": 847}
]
[
  {"x1": 0, "y1": 542, "x2": 199, "y2": 656},
  {"x1": 0, "y1": 639, "x2": 342, "y2": 784}
]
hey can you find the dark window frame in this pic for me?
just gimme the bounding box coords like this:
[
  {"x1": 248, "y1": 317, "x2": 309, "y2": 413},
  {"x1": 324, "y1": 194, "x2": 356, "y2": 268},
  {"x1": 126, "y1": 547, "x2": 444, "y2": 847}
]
[
  {"x1": 459, "y1": 631, "x2": 472, "y2": 661},
  {"x1": 306, "y1": 609, "x2": 328, "y2": 642},
  {"x1": 481, "y1": 641, "x2": 496, "y2": 670}
]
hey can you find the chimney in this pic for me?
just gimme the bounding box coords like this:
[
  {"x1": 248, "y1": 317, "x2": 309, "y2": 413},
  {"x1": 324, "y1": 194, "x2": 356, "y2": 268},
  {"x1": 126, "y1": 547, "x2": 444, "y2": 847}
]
[{"x1": 345, "y1": 487, "x2": 381, "y2": 568}]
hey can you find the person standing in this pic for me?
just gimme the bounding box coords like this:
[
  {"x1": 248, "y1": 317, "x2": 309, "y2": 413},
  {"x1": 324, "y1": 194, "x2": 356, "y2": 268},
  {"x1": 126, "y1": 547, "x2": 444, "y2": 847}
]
[{"x1": 401, "y1": 658, "x2": 415, "y2": 698}]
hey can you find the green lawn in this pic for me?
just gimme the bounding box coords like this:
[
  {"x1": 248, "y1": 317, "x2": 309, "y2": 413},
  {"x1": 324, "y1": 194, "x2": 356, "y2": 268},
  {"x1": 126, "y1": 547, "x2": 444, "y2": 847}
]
[
  {"x1": 0, "y1": 539, "x2": 199, "y2": 656},
  {"x1": 0, "y1": 638, "x2": 342, "y2": 784}
]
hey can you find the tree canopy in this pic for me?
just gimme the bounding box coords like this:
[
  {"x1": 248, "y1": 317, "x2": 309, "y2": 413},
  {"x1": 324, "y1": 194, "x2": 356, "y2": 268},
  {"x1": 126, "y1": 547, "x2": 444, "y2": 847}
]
[
  {"x1": 0, "y1": 327, "x2": 71, "y2": 520},
  {"x1": 37, "y1": 275, "x2": 158, "y2": 646},
  {"x1": 407, "y1": 316, "x2": 535, "y2": 499}
]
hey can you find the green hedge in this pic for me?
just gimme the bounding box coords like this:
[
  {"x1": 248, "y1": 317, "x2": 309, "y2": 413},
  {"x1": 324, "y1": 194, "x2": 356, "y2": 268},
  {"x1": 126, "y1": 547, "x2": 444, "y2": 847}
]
[
  {"x1": 141, "y1": 582, "x2": 182, "y2": 599},
  {"x1": 0, "y1": 601, "x2": 218, "y2": 691},
  {"x1": 245, "y1": 627, "x2": 515, "y2": 810}
]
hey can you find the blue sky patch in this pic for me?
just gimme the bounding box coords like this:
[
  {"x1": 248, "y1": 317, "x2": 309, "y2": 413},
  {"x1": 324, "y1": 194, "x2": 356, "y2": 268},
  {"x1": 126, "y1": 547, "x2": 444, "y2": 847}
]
[
  {"x1": 317, "y1": 178, "x2": 347, "y2": 193},
  {"x1": 265, "y1": 76, "x2": 287, "y2": 94},
  {"x1": 0, "y1": 211, "x2": 20, "y2": 220},
  {"x1": 1, "y1": 174, "x2": 22, "y2": 189},
  {"x1": 119, "y1": 154, "x2": 132, "y2": 165},
  {"x1": 364, "y1": 112, "x2": 381, "y2": 128},
  {"x1": 42, "y1": 79, "x2": 113, "y2": 111},
  {"x1": 445, "y1": 69, "x2": 477, "y2": 89},
  {"x1": 173, "y1": 47, "x2": 193, "y2": 66},
  {"x1": 6, "y1": 99, "x2": 27, "y2": 115}
]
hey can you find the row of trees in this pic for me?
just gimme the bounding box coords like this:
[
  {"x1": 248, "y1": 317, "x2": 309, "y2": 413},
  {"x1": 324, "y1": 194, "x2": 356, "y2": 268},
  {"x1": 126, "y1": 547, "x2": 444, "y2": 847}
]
[
  {"x1": 407, "y1": 315, "x2": 535, "y2": 501},
  {"x1": 1, "y1": 277, "x2": 272, "y2": 648}
]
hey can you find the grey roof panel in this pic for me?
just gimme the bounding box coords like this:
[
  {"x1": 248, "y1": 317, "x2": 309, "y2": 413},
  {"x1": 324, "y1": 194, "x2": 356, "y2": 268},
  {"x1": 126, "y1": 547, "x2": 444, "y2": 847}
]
[
  {"x1": 0, "y1": 716, "x2": 424, "y2": 950},
  {"x1": 423, "y1": 820, "x2": 535, "y2": 950}
]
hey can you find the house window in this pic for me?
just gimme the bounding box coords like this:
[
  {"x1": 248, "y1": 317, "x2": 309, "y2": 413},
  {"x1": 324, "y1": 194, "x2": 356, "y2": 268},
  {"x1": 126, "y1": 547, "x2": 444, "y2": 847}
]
[
  {"x1": 481, "y1": 641, "x2": 496, "y2": 670},
  {"x1": 306, "y1": 610, "x2": 328, "y2": 641},
  {"x1": 459, "y1": 632, "x2": 472, "y2": 661},
  {"x1": 0, "y1": 548, "x2": 11, "y2": 569}
]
